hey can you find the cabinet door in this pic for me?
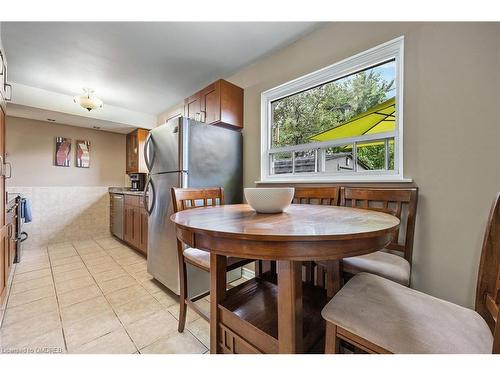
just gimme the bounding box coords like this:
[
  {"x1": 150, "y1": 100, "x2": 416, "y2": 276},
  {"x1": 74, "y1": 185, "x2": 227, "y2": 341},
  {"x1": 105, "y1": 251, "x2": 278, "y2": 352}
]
[
  {"x1": 0, "y1": 106, "x2": 6, "y2": 301},
  {"x1": 132, "y1": 206, "x2": 141, "y2": 249},
  {"x1": 126, "y1": 131, "x2": 139, "y2": 173},
  {"x1": 1, "y1": 234, "x2": 5, "y2": 300},
  {"x1": 4, "y1": 225, "x2": 11, "y2": 286},
  {"x1": 0, "y1": 106, "x2": 5, "y2": 228},
  {"x1": 123, "y1": 205, "x2": 134, "y2": 244},
  {"x1": 138, "y1": 208, "x2": 148, "y2": 255},
  {"x1": 9, "y1": 224, "x2": 15, "y2": 269},
  {"x1": 10, "y1": 237, "x2": 15, "y2": 266},
  {"x1": 184, "y1": 92, "x2": 201, "y2": 120},
  {"x1": 200, "y1": 82, "x2": 221, "y2": 124}
]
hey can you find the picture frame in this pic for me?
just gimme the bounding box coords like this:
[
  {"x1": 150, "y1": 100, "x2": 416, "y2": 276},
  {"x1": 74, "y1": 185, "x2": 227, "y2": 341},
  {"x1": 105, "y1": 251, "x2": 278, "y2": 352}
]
[
  {"x1": 75, "y1": 140, "x2": 91, "y2": 168},
  {"x1": 54, "y1": 137, "x2": 71, "y2": 167}
]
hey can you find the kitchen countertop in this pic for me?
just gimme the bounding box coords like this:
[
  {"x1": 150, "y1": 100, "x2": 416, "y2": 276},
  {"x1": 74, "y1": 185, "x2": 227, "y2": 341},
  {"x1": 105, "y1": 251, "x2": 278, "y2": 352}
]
[{"x1": 108, "y1": 187, "x2": 146, "y2": 196}]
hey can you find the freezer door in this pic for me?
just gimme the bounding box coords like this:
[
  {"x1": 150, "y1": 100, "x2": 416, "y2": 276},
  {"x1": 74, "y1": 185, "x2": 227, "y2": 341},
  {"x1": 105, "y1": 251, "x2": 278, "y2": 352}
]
[
  {"x1": 145, "y1": 171, "x2": 208, "y2": 296},
  {"x1": 186, "y1": 121, "x2": 243, "y2": 204},
  {"x1": 146, "y1": 117, "x2": 187, "y2": 174}
]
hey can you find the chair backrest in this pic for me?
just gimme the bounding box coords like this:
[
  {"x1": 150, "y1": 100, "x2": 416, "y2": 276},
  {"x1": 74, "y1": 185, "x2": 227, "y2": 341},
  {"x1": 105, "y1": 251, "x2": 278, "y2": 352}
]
[
  {"x1": 171, "y1": 187, "x2": 224, "y2": 213},
  {"x1": 475, "y1": 193, "x2": 500, "y2": 353},
  {"x1": 292, "y1": 186, "x2": 340, "y2": 206},
  {"x1": 340, "y1": 187, "x2": 418, "y2": 263}
]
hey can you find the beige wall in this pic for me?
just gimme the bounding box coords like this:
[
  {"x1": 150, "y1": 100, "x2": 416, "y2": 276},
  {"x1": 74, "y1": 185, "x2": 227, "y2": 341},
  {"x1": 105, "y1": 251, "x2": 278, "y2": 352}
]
[
  {"x1": 6, "y1": 117, "x2": 127, "y2": 248},
  {"x1": 160, "y1": 22, "x2": 500, "y2": 308},
  {"x1": 157, "y1": 102, "x2": 184, "y2": 126},
  {"x1": 6, "y1": 116, "x2": 126, "y2": 186}
]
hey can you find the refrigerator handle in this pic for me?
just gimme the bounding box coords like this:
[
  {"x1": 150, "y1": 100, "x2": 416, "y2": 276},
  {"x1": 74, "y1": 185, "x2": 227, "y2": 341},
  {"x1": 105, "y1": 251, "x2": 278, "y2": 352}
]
[
  {"x1": 144, "y1": 133, "x2": 155, "y2": 172},
  {"x1": 144, "y1": 176, "x2": 156, "y2": 215}
]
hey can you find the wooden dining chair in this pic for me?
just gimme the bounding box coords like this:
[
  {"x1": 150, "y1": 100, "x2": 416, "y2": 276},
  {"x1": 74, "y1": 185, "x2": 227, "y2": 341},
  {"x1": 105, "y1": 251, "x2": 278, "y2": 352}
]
[
  {"x1": 322, "y1": 192, "x2": 500, "y2": 354},
  {"x1": 171, "y1": 187, "x2": 254, "y2": 332},
  {"x1": 338, "y1": 187, "x2": 418, "y2": 286},
  {"x1": 292, "y1": 187, "x2": 340, "y2": 285}
]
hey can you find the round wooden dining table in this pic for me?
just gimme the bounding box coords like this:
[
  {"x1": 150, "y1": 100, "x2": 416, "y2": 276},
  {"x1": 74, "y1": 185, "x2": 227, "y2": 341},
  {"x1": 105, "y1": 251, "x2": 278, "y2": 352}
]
[{"x1": 171, "y1": 203, "x2": 400, "y2": 354}]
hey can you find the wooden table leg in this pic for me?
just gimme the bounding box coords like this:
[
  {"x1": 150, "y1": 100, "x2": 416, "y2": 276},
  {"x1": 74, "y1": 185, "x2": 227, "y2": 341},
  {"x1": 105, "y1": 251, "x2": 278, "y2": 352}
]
[
  {"x1": 277, "y1": 260, "x2": 303, "y2": 353},
  {"x1": 210, "y1": 253, "x2": 227, "y2": 354},
  {"x1": 325, "y1": 260, "x2": 341, "y2": 299}
]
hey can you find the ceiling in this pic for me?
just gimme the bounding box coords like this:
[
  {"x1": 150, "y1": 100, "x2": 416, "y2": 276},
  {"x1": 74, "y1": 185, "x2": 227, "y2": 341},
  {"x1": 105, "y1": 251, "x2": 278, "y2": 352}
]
[
  {"x1": 2, "y1": 22, "x2": 320, "y2": 118},
  {"x1": 7, "y1": 103, "x2": 139, "y2": 134}
]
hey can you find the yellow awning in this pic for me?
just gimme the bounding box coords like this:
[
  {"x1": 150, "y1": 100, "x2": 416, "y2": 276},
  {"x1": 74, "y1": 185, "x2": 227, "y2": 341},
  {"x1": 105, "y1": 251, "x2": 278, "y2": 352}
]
[{"x1": 309, "y1": 97, "x2": 396, "y2": 143}]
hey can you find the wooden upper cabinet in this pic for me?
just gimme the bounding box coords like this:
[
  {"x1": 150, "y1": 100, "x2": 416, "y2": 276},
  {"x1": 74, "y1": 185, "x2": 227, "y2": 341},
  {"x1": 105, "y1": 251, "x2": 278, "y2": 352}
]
[
  {"x1": 126, "y1": 129, "x2": 149, "y2": 174},
  {"x1": 184, "y1": 79, "x2": 243, "y2": 129},
  {"x1": 201, "y1": 81, "x2": 220, "y2": 124},
  {"x1": 185, "y1": 92, "x2": 202, "y2": 121}
]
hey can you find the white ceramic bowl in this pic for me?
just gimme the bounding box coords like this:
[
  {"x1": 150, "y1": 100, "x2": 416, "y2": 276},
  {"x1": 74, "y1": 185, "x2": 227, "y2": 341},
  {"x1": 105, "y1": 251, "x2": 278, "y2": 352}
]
[{"x1": 244, "y1": 187, "x2": 295, "y2": 214}]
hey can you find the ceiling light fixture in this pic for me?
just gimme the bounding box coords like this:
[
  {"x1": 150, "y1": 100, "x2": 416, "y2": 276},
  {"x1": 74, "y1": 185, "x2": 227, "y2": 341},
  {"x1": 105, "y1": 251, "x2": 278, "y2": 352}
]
[{"x1": 73, "y1": 88, "x2": 103, "y2": 111}]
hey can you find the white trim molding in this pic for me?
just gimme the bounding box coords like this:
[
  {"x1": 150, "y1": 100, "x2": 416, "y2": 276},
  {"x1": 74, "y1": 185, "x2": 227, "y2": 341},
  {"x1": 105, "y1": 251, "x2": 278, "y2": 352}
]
[{"x1": 260, "y1": 36, "x2": 406, "y2": 184}]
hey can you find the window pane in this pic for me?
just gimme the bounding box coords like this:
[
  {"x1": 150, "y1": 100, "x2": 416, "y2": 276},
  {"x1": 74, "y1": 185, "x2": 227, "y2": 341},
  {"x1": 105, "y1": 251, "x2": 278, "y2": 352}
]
[
  {"x1": 356, "y1": 141, "x2": 386, "y2": 170},
  {"x1": 355, "y1": 138, "x2": 395, "y2": 171},
  {"x1": 323, "y1": 145, "x2": 355, "y2": 173},
  {"x1": 388, "y1": 138, "x2": 395, "y2": 170},
  {"x1": 271, "y1": 60, "x2": 396, "y2": 149},
  {"x1": 270, "y1": 152, "x2": 292, "y2": 175},
  {"x1": 294, "y1": 149, "x2": 317, "y2": 173}
]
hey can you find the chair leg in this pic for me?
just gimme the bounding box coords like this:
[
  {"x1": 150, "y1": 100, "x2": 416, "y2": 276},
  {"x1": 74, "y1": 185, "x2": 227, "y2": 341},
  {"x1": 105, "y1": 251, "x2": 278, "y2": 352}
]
[
  {"x1": 304, "y1": 261, "x2": 314, "y2": 284},
  {"x1": 255, "y1": 260, "x2": 263, "y2": 277},
  {"x1": 177, "y1": 242, "x2": 188, "y2": 333},
  {"x1": 316, "y1": 265, "x2": 325, "y2": 288},
  {"x1": 324, "y1": 322, "x2": 339, "y2": 354}
]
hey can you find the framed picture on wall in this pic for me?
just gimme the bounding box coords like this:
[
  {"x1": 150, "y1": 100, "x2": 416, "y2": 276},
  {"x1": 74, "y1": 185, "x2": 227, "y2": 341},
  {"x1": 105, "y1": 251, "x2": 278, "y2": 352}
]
[
  {"x1": 54, "y1": 137, "x2": 71, "y2": 167},
  {"x1": 75, "y1": 140, "x2": 90, "y2": 168}
]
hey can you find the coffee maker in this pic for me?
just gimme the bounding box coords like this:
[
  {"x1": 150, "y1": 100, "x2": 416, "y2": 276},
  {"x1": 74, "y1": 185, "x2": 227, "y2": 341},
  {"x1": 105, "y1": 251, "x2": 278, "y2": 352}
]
[{"x1": 129, "y1": 173, "x2": 146, "y2": 191}]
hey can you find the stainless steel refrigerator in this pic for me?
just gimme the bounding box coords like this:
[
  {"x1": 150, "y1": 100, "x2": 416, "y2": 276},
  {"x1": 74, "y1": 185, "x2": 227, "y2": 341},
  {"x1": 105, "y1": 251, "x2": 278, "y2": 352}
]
[{"x1": 143, "y1": 117, "x2": 243, "y2": 296}]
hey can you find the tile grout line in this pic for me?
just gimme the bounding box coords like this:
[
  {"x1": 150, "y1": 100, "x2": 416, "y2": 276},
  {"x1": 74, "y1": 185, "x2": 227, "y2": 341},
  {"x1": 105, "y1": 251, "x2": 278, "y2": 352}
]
[
  {"x1": 101, "y1": 242, "x2": 181, "y2": 352},
  {"x1": 46, "y1": 246, "x2": 70, "y2": 353},
  {"x1": 0, "y1": 248, "x2": 55, "y2": 326},
  {"x1": 92, "y1": 240, "x2": 208, "y2": 353},
  {"x1": 73, "y1": 240, "x2": 142, "y2": 353},
  {"x1": 71, "y1": 240, "x2": 164, "y2": 354},
  {"x1": 5, "y1": 238, "x2": 208, "y2": 353},
  {"x1": 0, "y1": 262, "x2": 18, "y2": 329}
]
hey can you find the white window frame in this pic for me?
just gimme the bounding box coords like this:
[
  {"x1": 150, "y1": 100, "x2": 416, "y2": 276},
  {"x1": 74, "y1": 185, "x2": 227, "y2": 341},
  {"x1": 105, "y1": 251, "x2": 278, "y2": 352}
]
[{"x1": 259, "y1": 36, "x2": 408, "y2": 183}]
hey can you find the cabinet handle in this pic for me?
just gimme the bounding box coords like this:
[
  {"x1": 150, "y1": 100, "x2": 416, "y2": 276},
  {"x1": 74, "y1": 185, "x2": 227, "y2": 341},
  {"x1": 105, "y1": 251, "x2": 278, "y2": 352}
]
[
  {"x1": 131, "y1": 209, "x2": 135, "y2": 239},
  {"x1": 4, "y1": 83, "x2": 12, "y2": 101},
  {"x1": 5, "y1": 162, "x2": 11, "y2": 179}
]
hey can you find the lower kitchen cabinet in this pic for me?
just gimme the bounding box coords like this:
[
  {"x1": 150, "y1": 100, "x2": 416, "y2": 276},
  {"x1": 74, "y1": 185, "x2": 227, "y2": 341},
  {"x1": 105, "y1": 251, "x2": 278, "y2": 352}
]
[
  {"x1": 0, "y1": 233, "x2": 6, "y2": 304},
  {"x1": 114, "y1": 193, "x2": 148, "y2": 257},
  {"x1": 138, "y1": 208, "x2": 148, "y2": 254},
  {"x1": 1, "y1": 200, "x2": 17, "y2": 305}
]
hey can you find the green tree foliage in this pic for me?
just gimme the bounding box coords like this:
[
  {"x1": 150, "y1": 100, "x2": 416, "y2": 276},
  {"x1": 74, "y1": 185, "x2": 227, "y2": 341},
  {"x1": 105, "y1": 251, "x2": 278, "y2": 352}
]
[{"x1": 271, "y1": 68, "x2": 395, "y2": 170}]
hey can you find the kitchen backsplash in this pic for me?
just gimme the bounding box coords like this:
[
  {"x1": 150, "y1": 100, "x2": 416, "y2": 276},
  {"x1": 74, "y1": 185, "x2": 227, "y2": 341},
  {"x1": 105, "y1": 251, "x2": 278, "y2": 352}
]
[{"x1": 9, "y1": 186, "x2": 110, "y2": 249}]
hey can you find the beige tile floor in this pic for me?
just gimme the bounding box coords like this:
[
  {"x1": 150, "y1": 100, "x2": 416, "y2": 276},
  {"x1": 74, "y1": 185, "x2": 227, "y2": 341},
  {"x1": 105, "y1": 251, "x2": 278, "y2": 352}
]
[{"x1": 0, "y1": 236, "x2": 212, "y2": 354}]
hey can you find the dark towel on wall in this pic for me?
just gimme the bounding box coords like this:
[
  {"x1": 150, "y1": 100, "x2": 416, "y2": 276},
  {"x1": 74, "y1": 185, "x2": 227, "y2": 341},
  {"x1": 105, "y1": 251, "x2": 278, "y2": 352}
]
[{"x1": 21, "y1": 198, "x2": 32, "y2": 223}]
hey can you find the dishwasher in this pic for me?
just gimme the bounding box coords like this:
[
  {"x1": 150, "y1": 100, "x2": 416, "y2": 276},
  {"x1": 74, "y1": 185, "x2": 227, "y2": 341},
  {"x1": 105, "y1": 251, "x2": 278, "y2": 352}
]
[{"x1": 111, "y1": 194, "x2": 124, "y2": 240}]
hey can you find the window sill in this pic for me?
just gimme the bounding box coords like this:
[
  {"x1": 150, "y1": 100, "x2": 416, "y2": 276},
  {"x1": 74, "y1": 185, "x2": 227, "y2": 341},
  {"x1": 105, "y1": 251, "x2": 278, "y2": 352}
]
[{"x1": 255, "y1": 176, "x2": 414, "y2": 184}]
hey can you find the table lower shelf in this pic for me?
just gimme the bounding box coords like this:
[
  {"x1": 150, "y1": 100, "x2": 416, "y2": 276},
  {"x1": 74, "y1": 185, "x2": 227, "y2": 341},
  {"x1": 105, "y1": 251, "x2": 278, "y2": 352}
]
[{"x1": 218, "y1": 276, "x2": 327, "y2": 353}]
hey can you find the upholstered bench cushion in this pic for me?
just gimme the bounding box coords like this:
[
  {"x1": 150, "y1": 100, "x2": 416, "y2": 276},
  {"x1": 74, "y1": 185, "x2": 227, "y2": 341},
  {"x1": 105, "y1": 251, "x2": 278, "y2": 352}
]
[
  {"x1": 183, "y1": 248, "x2": 251, "y2": 270},
  {"x1": 342, "y1": 250, "x2": 411, "y2": 286},
  {"x1": 322, "y1": 273, "x2": 493, "y2": 354},
  {"x1": 183, "y1": 247, "x2": 210, "y2": 269}
]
